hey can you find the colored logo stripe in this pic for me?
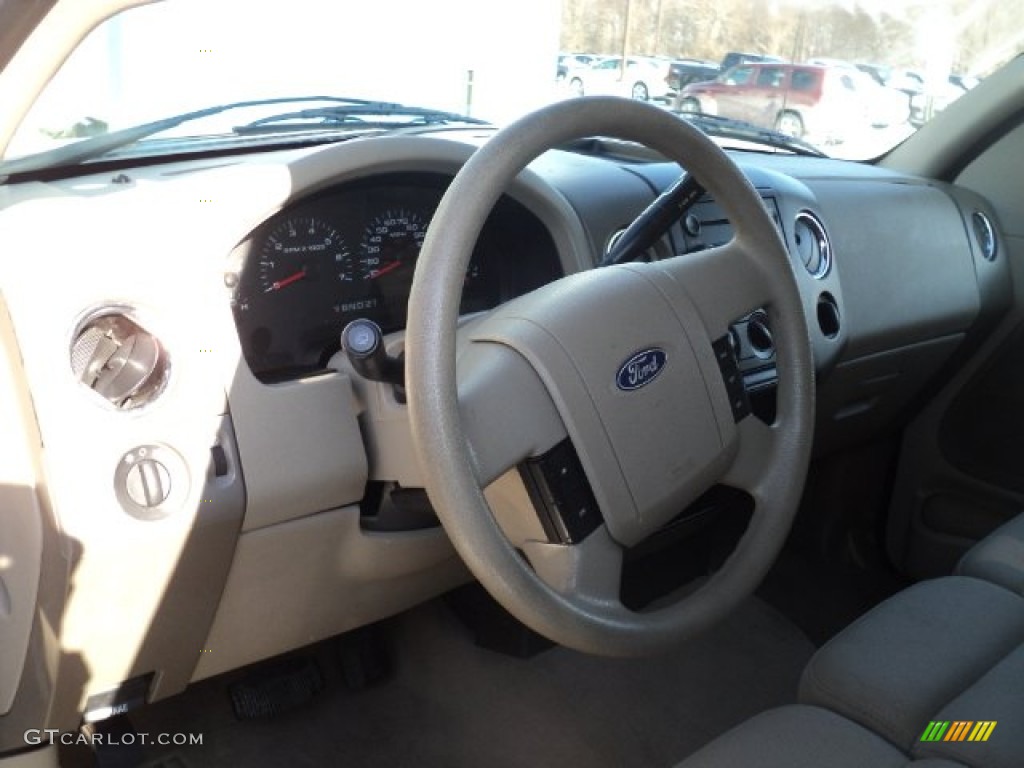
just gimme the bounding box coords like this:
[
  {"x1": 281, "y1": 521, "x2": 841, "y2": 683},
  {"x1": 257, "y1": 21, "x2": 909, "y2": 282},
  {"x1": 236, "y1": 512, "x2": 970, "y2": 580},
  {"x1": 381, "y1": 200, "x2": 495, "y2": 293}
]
[
  {"x1": 946, "y1": 722, "x2": 972, "y2": 741},
  {"x1": 920, "y1": 721, "x2": 996, "y2": 743},
  {"x1": 921, "y1": 721, "x2": 950, "y2": 742},
  {"x1": 969, "y1": 721, "x2": 997, "y2": 742}
]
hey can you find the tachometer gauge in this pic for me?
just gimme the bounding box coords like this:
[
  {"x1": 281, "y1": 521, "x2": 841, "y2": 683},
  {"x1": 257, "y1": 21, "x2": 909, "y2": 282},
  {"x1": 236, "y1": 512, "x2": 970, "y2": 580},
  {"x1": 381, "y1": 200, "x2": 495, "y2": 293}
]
[
  {"x1": 232, "y1": 214, "x2": 357, "y2": 379},
  {"x1": 258, "y1": 216, "x2": 354, "y2": 293},
  {"x1": 358, "y1": 208, "x2": 427, "y2": 281}
]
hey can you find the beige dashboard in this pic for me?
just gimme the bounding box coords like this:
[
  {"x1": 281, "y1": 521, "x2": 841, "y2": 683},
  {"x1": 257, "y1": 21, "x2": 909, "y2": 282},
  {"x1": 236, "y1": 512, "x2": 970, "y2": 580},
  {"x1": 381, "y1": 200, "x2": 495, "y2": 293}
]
[
  {"x1": 0, "y1": 134, "x2": 604, "y2": 732},
  {"x1": 0, "y1": 125, "x2": 1009, "y2": 741}
]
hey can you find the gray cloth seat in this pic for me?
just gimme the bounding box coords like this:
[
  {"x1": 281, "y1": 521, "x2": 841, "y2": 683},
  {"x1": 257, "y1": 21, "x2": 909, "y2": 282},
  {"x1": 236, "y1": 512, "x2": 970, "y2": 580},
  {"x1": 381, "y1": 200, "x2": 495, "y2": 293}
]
[
  {"x1": 676, "y1": 574, "x2": 1023, "y2": 767},
  {"x1": 956, "y1": 513, "x2": 1024, "y2": 595},
  {"x1": 675, "y1": 704, "x2": 967, "y2": 767},
  {"x1": 798, "y1": 576, "x2": 1024, "y2": 768}
]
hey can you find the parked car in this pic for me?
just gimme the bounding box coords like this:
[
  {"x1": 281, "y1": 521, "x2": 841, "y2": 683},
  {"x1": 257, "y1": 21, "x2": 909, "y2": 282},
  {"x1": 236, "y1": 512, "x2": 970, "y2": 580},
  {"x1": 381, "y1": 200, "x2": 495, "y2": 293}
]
[
  {"x1": 557, "y1": 52, "x2": 604, "y2": 81},
  {"x1": 845, "y1": 67, "x2": 912, "y2": 127},
  {"x1": 805, "y1": 58, "x2": 911, "y2": 128},
  {"x1": 888, "y1": 68, "x2": 926, "y2": 95},
  {"x1": 910, "y1": 73, "x2": 980, "y2": 126},
  {"x1": 720, "y1": 51, "x2": 787, "y2": 70},
  {"x1": 665, "y1": 59, "x2": 721, "y2": 106},
  {"x1": 678, "y1": 62, "x2": 901, "y2": 143},
  {"x1": 567, "y1": 55, "x2": 668, "y2": 101},
  {"x1": 854, "y1": 61, "x2": 890, "y2": 85}
]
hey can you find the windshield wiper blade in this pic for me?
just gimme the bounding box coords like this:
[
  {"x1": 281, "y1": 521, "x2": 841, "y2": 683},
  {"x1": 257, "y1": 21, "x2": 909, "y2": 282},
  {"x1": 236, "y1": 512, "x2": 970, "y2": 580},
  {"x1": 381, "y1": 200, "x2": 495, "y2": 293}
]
[
  {"x1": 233, "y1": 104, "x2": 489, "y2": 134},
  {"x1": 679, "y1": 112, "x2": 826, "y2": 157},
  {"x1": 0, "y1": 96, "x2": 473, "y2": 177}
]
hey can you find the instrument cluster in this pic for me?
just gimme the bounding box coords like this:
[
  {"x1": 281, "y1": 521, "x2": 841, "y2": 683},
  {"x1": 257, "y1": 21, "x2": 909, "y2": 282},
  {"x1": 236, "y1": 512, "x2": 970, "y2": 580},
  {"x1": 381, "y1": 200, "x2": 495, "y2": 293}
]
[{"x1": 230, "y1": 173, "x2": 562, "y2": 381}]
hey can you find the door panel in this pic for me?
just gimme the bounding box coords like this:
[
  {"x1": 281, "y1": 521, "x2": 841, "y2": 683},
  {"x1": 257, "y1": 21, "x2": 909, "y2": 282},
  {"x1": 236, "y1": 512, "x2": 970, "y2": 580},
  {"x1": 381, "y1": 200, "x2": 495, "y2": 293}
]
[
  {"x1": 0, "y1": 297, "x2": 44, "y2": 717},
  {"x1": 0, "y1": 295, "x2": 73, "y2": 751},
  {"x1": 754, "y1": 65, "x2": 786, "y2": 128},
  {"x1": 718, "y1": 65, "x2": 755, "y2": 121},
  {"x1": 941, "y1": 322, "x2": 1024, "y2": 494}
]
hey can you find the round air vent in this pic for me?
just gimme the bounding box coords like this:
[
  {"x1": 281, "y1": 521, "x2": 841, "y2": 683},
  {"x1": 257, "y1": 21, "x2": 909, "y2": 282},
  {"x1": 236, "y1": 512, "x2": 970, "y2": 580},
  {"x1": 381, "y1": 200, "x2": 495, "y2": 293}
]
[
  {"x1": 70, "y1": 309, "x2": 169, "y2": 410},
  {"x1": 792, "y1": 211, "x2": 832, "y2": 278},
  {"x1": 971, "y1": 211, "x2": 997, "y2": 261}
]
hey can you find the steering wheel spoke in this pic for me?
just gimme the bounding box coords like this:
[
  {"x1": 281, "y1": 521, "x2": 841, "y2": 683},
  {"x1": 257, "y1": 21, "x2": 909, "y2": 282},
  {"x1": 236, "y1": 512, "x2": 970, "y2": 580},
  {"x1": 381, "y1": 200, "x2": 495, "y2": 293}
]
[
  {"x1": 522, "y1": 526, "x2": 625, "y2": 608},
  {"x1": 658, "y1": 239, "x2": 772, "y2": 339},
  {"x1": 456, "y1": 335, "x2": 568, "y2": 487},
  {"x1": 719, "y1": 415, "x2": 777, "y2": 497}
]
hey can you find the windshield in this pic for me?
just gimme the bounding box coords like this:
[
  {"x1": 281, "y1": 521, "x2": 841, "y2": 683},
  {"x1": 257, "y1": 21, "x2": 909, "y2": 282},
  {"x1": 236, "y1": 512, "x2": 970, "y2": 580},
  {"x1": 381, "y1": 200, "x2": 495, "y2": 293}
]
[{"x1": 5, "y1": 0, "x2": 1023, "y2": 169}]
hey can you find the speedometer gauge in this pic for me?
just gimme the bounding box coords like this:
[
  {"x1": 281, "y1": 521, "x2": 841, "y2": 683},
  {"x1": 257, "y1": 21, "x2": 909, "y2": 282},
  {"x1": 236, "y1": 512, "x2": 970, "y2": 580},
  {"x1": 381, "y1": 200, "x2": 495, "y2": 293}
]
[{"x1": 358, "y1": 209, "x2": 427, "y2": 281}]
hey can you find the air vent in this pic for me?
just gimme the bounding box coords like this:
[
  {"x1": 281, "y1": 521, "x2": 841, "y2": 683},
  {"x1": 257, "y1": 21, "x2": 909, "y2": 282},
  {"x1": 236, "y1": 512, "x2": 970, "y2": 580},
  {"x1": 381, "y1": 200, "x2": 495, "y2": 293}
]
[
  {"x1": 792, "y1": 211, "x2": 832, "y2": 278},
  {"x1": 971, "y1": 211, "x2": 998, "y2": 261},
  {"x1": 70, "y1": 309, "x2": 169, "y2": 410}
]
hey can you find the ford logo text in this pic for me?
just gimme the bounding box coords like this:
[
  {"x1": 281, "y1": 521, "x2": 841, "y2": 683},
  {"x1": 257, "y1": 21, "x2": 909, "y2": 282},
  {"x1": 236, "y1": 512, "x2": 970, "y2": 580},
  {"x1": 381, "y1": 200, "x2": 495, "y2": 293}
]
[{"x1": 616, "y1": 348, "x2": 667, "y2": 391}]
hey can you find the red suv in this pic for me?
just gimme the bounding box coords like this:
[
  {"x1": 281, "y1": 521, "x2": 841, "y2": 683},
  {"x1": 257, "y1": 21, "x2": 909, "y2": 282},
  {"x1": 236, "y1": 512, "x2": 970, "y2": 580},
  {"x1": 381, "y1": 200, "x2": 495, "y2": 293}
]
[{"x1": 678, "y1": 63, "x2": 867, "y2": 143}]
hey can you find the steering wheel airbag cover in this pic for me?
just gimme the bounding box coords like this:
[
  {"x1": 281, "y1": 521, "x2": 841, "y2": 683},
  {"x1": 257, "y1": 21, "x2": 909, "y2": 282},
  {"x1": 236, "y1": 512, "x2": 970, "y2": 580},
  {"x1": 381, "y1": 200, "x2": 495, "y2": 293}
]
[{"x1": 468, "y1": 265, "x2": 735, "y2": 547}]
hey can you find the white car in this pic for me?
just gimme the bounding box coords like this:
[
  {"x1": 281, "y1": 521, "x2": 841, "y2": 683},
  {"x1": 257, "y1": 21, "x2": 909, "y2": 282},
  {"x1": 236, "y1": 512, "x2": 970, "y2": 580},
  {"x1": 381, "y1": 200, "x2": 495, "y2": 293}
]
[
  {"x1": 806, "y1": 59, "x2": 911, "y2": 128},
  {"x1": 567, "y1": 56, "x2": 668, "y2": 101},
  {"x1": 557, "y1": 52, "x2": 605, "y2": 81},
  {"x1": 847, "y1": 69, "x2": 912, "y2": 128}
]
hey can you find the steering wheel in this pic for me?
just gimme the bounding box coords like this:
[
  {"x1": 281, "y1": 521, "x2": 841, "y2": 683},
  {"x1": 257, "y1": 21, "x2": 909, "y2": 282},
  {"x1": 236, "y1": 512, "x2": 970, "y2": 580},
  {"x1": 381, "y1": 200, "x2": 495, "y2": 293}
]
[{"x1": 405, "y1": 96, "x2": 814, "y2": 656}]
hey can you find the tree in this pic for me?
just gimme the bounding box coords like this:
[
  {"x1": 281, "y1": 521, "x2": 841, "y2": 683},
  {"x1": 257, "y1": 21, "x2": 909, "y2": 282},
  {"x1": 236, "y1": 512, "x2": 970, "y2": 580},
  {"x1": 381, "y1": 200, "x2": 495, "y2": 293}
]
[{"x1": 559, "y1": 0, "x2": 1023, "y2": 73}]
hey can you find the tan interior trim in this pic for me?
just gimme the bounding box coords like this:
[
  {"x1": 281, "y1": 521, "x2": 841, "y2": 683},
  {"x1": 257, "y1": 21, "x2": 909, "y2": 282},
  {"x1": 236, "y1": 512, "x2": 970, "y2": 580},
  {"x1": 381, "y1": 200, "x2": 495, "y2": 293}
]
[{"x1": 0, "y1": 0, "x2": 154, "y2": 158}]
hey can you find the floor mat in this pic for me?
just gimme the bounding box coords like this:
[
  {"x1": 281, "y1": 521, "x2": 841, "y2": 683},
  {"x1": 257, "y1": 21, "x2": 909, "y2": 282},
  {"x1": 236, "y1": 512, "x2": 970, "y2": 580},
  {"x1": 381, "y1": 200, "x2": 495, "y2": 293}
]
[
  {"x1": 757, "y1": 547, "x2": 907, "y2": 646},
  {"x1": 128, "y1": 595, "x2": 813, "y2": 768}
]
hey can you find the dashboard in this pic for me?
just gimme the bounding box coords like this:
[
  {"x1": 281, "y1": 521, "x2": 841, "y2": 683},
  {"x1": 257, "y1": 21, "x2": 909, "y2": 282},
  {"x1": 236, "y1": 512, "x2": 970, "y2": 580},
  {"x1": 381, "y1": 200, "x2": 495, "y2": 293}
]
[
  {"x1": 0, "y1": 119, "x2": 1015, "y2": 734},
  {"x1": 229, "y1": 173, "x2": 563, "y2": 381}
]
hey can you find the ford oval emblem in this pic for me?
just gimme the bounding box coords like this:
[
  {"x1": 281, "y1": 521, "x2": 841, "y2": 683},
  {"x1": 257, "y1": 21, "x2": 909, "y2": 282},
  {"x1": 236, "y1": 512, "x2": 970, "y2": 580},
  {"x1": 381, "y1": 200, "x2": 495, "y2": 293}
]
[{"x1": 616, "y1": 348, "x2": 667, "y2": 391}]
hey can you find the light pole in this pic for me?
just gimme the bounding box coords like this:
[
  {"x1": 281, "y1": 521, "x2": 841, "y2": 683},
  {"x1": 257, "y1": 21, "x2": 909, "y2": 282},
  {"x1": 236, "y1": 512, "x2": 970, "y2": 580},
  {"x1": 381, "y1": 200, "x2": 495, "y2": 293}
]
[
  {"x1": 620, "y1": 0, "x2": 634, "y2": 81},
  {"x1": 654, "y1": 0, "x2": 665, "y2": 55}
]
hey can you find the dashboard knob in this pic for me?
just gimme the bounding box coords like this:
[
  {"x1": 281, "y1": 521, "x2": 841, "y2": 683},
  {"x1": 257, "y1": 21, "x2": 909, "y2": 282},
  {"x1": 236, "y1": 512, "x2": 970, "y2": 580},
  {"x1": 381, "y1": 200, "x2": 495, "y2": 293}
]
[
  {"x1": 341, "y1": 319, "x2": 405, "y2": 395},
  {"x1": 114, "y1": 445, "x2": 188, "y2": 521},
  {"x1": 125, "y1": 459, "x2": 172, "y2": 508},
  {"x1": 342, "y1": 318, "x2": 382, "y2": 359}
]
